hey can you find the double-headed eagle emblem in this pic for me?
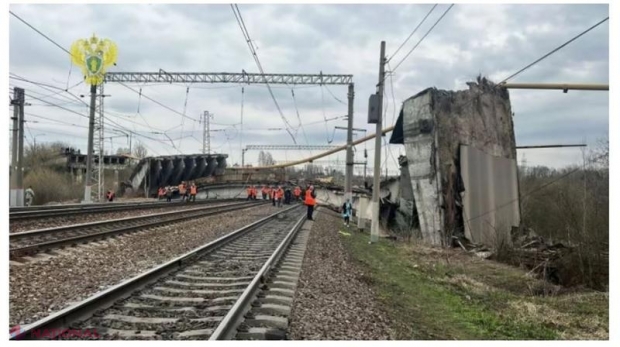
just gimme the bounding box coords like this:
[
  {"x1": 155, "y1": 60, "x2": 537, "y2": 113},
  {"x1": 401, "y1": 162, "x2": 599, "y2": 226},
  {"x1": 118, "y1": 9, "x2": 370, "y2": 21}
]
[{"x1": 70, "y1": 34, "x2": 118, "y2": 86}]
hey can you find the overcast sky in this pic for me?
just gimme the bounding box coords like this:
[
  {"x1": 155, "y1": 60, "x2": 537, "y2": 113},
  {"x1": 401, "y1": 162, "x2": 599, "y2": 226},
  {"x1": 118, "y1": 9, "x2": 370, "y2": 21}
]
[{"x1": 7, "y1": 3, "x2": 609, "y2": 174}]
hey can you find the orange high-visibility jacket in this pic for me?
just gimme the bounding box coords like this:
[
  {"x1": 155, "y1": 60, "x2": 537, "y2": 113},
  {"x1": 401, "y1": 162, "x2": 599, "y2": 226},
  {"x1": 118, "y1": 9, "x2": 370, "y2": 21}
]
[
  {"x1": 276, "y1": 188, "x2": 284, "y2": 199},
  {"x1": 179, "y1": 184, "x2": 186, "y2": 194},
  {"x1": 305, "y1": 190, "x2": 316, "y2": 206},
  {"x1": 190, "y1": 185, "x2": 197, "y2": 195},
  {"x1": 293, "y1": 187, "x2": 301, "y2": 197},
  {"x1": 247, "y1": 187, "x2": 252, "y2": 195}
]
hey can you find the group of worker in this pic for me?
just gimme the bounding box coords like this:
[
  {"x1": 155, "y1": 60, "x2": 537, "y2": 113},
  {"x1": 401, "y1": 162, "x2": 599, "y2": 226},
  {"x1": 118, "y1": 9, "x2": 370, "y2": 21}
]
[
  {"x1": 157, "y1": 181, "x2": 198, "y2": 202},
  {"x1": 245, "y1": 184, "x2": 317, "y2": 220}
]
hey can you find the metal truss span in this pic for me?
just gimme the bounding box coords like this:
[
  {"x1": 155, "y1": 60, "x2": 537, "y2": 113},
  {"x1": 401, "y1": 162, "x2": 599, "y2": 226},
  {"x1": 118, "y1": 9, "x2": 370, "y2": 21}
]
[{"x1": 105, "y1": 71, "x2": 353, "y2": 85}]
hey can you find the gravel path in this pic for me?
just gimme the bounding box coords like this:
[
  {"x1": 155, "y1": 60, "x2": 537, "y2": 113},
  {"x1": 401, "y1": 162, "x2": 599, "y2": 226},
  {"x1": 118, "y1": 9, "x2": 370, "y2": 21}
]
[
  {"x1": 9, "y1": 204, "x2": 282, "y2": 327},
  {"x1": 288, "y1": 209, "x2": 395, "y2": 340},
  {"x1": 10, "y1": 202, "x2": 230, "y2": 233}
]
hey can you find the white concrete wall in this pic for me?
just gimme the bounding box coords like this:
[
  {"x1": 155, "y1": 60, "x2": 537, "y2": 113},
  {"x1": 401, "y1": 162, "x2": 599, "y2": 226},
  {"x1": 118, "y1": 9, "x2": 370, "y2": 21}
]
[
  {"x1": 402, "y1": 92, "x2": 443, "y2": 245},
  {"x1": 460, "y1": 145, "x2": 520, "y2": 245}
]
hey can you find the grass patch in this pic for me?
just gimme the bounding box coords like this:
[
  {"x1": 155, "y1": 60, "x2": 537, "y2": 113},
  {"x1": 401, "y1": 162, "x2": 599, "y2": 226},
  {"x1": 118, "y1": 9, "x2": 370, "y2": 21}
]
[{"x1": 338, "y1": 219, "x2": 608, "y2": 340}]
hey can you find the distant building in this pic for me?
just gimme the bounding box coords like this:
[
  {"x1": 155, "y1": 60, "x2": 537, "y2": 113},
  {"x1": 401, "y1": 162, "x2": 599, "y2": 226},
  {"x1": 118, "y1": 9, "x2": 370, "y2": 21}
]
[{"x1": 59, "y1": 147, "x2": 138, "y2": 182}]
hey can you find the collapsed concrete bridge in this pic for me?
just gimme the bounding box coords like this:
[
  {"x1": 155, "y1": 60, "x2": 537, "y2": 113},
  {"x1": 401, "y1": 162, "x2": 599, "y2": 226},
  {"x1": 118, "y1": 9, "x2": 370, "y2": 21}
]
[{"x1": 123, "y1": 154, "x2": 228, "y2": 196}]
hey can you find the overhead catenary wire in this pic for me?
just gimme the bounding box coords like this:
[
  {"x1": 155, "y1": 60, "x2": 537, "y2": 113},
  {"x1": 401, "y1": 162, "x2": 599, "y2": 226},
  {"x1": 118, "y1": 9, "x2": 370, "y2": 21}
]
[
  {"x1": 444, "y1": 14, "x2": 610, "y2": 119},
  {"x1": 16, "y1": 82, "x2": 172, "y2": 157},
  {"x1": 27, "y1": 91, "x2": 182, "y2": 154},
  {"x1": 11, "y1": 10, "x2": 202, "y2": 136},
  {"x1": 117, "y1": 82, "x2": 199, "y2": 123},
  {"x1": 290, "y1": 88, "x2": 313, "y2": 156},
  {"x1": 177, "y1": 86, "x2": 191, "y2": 148},
  {"x1": 231, "y1": 4, "x2": 297, "y2": 143},
  {"x1": 9, "y1": 11, "x2": 72, "y2": 56},
  {"x1": 387, "y1": 3, "x2": 438, "y2": 63},
  {"x1": 390, "y1": 4, "x2": 455, "y2": 75},
  {"x1": 323, "y1": 84, "x2": 346, "y2": 105},
  {"x1": 499, "y1": 16, "x2": 610, "y2": 83}
]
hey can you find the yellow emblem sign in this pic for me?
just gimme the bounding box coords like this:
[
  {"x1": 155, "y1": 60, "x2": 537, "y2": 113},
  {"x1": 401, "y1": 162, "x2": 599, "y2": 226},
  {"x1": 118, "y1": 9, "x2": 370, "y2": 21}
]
[{"x1": 70, "y1": 34, "x2": 118, "y2": 86}]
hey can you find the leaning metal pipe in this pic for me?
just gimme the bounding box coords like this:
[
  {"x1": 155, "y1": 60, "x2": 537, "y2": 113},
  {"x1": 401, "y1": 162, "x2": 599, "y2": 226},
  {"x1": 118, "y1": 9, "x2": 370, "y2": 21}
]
[
  {"x1": 232, "y1": 125, "x2": 396, "y2": 170},
  {"x1": 501, "y1": 83, "x2": 608, "y2": 91},
  {"x1": 232, "y1": 82, "x2": 605, "y2": 171}
]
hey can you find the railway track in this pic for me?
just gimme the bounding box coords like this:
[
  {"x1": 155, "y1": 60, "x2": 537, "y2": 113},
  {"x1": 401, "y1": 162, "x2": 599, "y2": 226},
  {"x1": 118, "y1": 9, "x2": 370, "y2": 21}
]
[
  {"x1": 10, "y1": 201, "x2": 263, "y2": 259},
  {"x1": 9, "y1": 199, "x2": 235, "y2": 221},
  {"x1": 10, "y1": 205, "x2": 306, "y2": 340}
]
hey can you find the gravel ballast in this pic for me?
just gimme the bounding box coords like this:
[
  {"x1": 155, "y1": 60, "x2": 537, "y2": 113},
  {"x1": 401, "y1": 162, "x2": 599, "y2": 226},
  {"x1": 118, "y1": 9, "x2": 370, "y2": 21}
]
[
  {"x1": 9, "y1": 204, "x2": 282, "y2": 327},
  {"x1": 288, "y1": 209, "x2": 395, "y2": 340},
  {"x1": 10, "y1": 202, "x2": 232, "y2": 233}
]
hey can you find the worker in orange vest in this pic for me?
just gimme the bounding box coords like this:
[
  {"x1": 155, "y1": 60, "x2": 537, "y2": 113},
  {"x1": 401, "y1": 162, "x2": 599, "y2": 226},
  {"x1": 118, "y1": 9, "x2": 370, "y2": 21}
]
[
  {"x1": 189, "y1": 182, "x2": 197, "y2": 202},
  {"x1": 304, "y1": 185, "x2": 316, "y2": 220},
  {"x1": 264, "y1": 186, "x2": 271, "y2": 201},
  {"x1": 276, "y1": 186, "x2": 284, "y2": 207},
  {"x1": 271, "y1": 186, "x2": 277, "y2": 206},
  {"x1": 106, "y1": 190, "x2": 115, "y2": 202},
  {"x1": 246, "y1": 185, "x2": 253, "y2": 201},
  {"x1": 251, "y1": 185, "x2": 258, "y2": 200},
  {"x1": 178, "y1": 182, "x2": 187, "y2": 202},
  {"x1": 293, "y1": 186, "x2": 301, "y2": 201},
  {"x1": 261, "y1": 185, "x2": 268, "y2": 200},
  {"x1": 157, "y1": 187, "x2": 165, "y2": 200}
]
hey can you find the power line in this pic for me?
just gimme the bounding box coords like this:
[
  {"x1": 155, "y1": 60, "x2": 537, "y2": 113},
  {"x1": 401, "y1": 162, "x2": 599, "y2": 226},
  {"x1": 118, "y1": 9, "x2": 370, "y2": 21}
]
[
  {"x1": 10, "y1": 10, "x2": 201, "y2": 131},
  {"x1": 9, "y1": 11, "x2": 72, "y2": 56},
  {"x1": 323, "y1": 84, "x2": 346, "y2": 105},
  {"x1": 391, "y1": 4, "x2": 455, "y2": 74},
  {"x1": 290, "y1": 88, "x2": 312, "y2": 155},
  {"x1": 387, "y1": 4, "x2": 438, "y2": 63},
  {"x1": 9, "y1": 74, "x2": 84, "y2": 103},
  {"x1": 231, "y1": 4, "x2": 297, "y2": 143},
  {"x1": 499, "y1": 16, "x2": 609, "y2": 83},
  {"x1": 26, "y1": 91, "x2": 181, "y2": 154},
  {"x1": 117, "y1": 82, "x2": 199, "y2": 123},
  {"x1": 25, "y1": 113, "x2": 89, "y2": 129}
]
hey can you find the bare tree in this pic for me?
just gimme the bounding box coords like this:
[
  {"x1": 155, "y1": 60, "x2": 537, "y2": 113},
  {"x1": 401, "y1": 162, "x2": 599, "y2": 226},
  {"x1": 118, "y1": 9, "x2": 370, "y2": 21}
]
[
  {"x1": 133, "y1": 142, "x2": 148, "y2": 159},
  {"x1": 116, "y1": 147, "x2": 130, "y2": 155},
  {"x1": 265, "y1": 152, "x2": 275, "y2": 165},
  {"x1": 258, "y1": 151, "x2": 275, "y2": 166},
  {"x1": 258, "y1": 151, "x2": 265, "y2": 166}
]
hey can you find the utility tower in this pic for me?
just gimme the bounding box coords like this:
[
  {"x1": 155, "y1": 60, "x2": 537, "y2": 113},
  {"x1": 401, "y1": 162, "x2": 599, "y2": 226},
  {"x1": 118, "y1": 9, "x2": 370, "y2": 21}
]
[
  {"x1": 202, "y1": 111, "x2": 213, "y2": 154},
  {"x1": 93, "y1": 85, "x2": 106, "y2": 202}
]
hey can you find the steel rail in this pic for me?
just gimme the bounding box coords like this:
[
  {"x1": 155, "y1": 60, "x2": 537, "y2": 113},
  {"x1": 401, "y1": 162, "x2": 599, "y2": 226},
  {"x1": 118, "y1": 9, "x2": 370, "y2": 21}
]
[
  {"x1": 10, "y1": 201, "x2": 263, "y2": 258},
  {"x1": 10, "y1": 204, "x2": 302, "y2": 341},
  {"x1": 209, "y1": 209, "x2": 306, "y2": 340},
  {"x1": 10, "y1": 199, "x2": 236, "y2": 220}
]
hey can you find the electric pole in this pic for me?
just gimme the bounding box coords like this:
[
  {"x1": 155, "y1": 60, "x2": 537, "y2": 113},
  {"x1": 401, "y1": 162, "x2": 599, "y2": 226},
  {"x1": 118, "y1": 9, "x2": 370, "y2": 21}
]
[
  {"x1": 370, "y1": 41, "x2": 386, "y2": 243},
  {"x1": 364, "y1": 148, "x2": 368, "y2": 182},
  {"x1": 84, "y1": 84, "x2": 97, "y2": 203},
  {"x1": 17, "y1": 87, "x2": 26, "y2": 207},
  {"x1": 345, "y1": 83, "x2": 355, "y2": 203},
  {"x1": 10, "y1": 87, "x2": 25, "y2": 207},
  {"x1": 240, "y1": 87, "x2": 244, "y2": 167}
]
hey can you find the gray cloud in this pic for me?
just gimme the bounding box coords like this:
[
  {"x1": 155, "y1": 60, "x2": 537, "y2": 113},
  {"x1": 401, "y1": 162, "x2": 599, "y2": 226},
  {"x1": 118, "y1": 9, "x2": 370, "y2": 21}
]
[{"x1": 8, "y1": 3, "x2": 609, "y2": 170}]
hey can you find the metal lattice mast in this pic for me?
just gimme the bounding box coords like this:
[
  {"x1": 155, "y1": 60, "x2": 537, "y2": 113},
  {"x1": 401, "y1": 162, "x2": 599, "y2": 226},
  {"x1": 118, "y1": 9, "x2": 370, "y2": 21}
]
[
  {"x1": 202, "y1": 111, "x2": 206, "y2": 154},
  {"x1": 207, "y1": 112, "x2": 212, "y2": 154},
  {"x1": 93, "y1": 83, "x2": 105, "y2": 201}
]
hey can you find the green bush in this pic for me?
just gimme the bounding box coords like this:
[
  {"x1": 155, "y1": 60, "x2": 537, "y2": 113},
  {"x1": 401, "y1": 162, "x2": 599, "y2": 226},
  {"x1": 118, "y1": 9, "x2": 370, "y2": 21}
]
[{"x1": 24, "y1": 168, "x2": 82, "y2": 205}]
